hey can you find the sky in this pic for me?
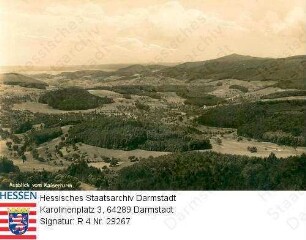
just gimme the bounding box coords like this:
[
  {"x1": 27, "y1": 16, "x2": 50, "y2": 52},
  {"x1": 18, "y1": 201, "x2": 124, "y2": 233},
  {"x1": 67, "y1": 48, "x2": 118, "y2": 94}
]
[{"x1": 0, "y1": 0, "x2": 305, "y2": 66}]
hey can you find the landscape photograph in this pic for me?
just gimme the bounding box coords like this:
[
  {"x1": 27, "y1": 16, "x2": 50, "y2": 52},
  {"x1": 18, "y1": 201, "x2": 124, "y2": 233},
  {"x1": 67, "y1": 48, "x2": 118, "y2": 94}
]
[{"x1": 0, "y1": 0, "x2": 305, "y2": 190}]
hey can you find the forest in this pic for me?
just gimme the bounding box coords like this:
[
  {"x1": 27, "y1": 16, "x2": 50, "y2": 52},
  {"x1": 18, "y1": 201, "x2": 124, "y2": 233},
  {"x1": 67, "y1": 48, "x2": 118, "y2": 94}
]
[
  {"x1": 68, "y1": 116, "x2": 211, "y2": 152},
  {"x1": 39, "y1": 87, "x2": 113, "y2": 110},
  {"x1": 1, "y1": 152, "x2": 305, "y2": 190},
  {"x1": 29, "y1": 127, "x2": 63, "y2": 145},
  {"x1": 114, "y1": 152, "x2": 306, "y2": 190},
  {"x1": 198, "y1": 100, "x2": 306, "y2": 146},
  {"x1": 92, "y1": 85, "x2": 161, "y2": 99}
]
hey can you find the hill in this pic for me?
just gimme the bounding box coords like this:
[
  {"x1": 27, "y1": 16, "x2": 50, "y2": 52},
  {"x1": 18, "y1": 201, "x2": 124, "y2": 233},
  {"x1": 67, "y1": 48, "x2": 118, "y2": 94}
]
[
  {"x1": 39, "y1": 87, "x2": 113, "y2": 110},
  {"x1": 159, "y1": 54, "x2": 306, "y2": 89},
  {"x1": 0, "y1": 73, "x2": 48, "y2": 89},
  {"x1": 56, "y1": 65, "x2": 167, "y2": 80},
  {"x1": 116, "y1": 64, "x2": 167, "y2": 76},
  {"x1": 57, "y1": 70, "x2": 111, "y2": 80},
  {"x1": 198, "y1": 100, "x2": 306, "y2": 146}
]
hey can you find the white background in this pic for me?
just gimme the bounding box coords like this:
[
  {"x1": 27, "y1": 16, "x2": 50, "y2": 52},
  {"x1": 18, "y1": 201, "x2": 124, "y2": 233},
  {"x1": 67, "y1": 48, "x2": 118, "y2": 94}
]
[
  {"x1": 33, "y1": 191, "x2": 306, "y2": 240},
  {"x1": 2, "y1": 191, "x2": 305, "y2": 239}
]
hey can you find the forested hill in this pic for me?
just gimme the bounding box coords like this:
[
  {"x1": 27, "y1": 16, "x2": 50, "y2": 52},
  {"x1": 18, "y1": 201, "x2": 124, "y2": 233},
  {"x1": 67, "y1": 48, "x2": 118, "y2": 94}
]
[
  {"x1": 114, "y1": 152, "x2": 306, "y2": 190},
  {"x1": 197, "y1": 100, "x2": 306, "y2": 147},
  {"x1": 116, "y1": 64, "x2": 167, "y2": 76},
  {"x1": 0, "y1": 73, "x2": 48, "y2": 89},
  {"x1": 39, "y1": 87, "x2": 113, "y2": 110},
  {"x1": 158, "y1": 54, "x2": 306, "y2": 89}
]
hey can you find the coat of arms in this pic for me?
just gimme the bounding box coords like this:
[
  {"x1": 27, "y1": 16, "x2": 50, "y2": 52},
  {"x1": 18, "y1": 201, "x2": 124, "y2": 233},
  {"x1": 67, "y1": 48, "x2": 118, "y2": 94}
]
[{"x1": 8, "y1": 208, "x2": 29, "y2": 235}]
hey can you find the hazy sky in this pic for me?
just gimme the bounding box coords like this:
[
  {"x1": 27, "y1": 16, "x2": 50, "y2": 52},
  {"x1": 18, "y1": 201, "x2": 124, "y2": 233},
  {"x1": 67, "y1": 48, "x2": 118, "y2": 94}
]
[{"x1": 0, "y1": 0, "x2": 305, "y2": 66}]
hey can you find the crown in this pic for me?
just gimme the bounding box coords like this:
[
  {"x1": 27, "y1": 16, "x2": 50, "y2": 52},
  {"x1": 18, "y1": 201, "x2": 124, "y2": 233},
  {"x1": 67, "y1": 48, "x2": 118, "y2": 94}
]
[{"x1": 8, "y1": 208, "x2": 30, "y2": 213}]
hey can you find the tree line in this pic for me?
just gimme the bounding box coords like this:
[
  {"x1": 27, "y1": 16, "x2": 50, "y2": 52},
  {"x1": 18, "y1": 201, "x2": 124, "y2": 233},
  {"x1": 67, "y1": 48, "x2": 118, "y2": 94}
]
[{"x1": 2, "y1": 152, "x2": 305, "y2": 190}]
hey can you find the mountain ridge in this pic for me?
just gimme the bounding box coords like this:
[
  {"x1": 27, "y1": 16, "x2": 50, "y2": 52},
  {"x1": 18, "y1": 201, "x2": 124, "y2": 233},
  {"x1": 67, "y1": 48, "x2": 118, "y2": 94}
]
[{"x1": 158, "y1": 54, "x2": 306, "y2": 89}]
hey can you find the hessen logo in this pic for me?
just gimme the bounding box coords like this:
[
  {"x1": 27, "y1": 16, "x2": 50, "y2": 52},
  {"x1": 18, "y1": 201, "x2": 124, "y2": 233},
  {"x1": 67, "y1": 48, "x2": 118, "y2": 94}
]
[
  {"x1": 0, "y1": 192, "x2": 37, "y2": 239},
  {"x1": 0, "y1": 203, "x2": 37, "y2": 239},
  {"x1": 0, "y1": 192, "x2": 37, "y2": 200}
]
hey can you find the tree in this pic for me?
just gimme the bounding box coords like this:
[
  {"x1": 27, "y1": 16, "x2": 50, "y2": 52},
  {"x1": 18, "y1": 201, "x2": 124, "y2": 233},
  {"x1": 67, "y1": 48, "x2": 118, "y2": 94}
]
[
  {"x1": 0, "y1": 157, "x2": 19, "y2": 173},
  {"x1": 15, "y1": 121, "x2": 32, "y2": 134},
  {"x1": 216, "y1": 138, "x2": 222, "y2": 145},
  {"x1": 72, "y1": 153, "x2": 80, "y2": 160},
  {"x1": 6, "y1": 141, "x2": 12, "y2": 150},
  {"x1": 267, "y1": 152, "x2": 277, "y2": 161},
  {"x1": 32, "y1": 149, "x2": 39, "y2": 159},
  {"x1": 12, "y1": 145, "x2": 19, "y2": 152},
  {"x1": 21, "y1": 155, "x2": 27, "y2": 163},
  {"x1": 110, "y1": 158, "x2": 119, "y2": 167},
  {"x1": 247, "y1": 146, "x2": 258, "y2": 153}
]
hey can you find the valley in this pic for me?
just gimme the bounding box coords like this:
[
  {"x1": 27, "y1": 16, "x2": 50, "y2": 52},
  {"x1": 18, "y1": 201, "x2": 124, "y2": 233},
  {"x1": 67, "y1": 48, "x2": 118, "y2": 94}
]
[{"x1": 0, "y1": 54, "x2": 305, "y2": 190}]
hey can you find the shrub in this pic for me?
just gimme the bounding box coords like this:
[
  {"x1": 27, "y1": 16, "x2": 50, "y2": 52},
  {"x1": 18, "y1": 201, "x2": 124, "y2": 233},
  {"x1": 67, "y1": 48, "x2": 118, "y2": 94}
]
[
  {"x1": 135, "y1": 101, "x2": 150, "y2": 111},
  {"x1": 122, "y1": 94, "x2": 132, "y2": 99},
  {"x1": 0, "y1": 157, "x2": 20, "y2": 173},
  {"x1": 216, "y1": 138, "x2": 222, "y2": 145},
  {"x1": 247, "y1": 146, "x2": 258, "y2": 153},
  {"x1": 110, "y1": 158, "x2": 119, "y2": 167}
]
